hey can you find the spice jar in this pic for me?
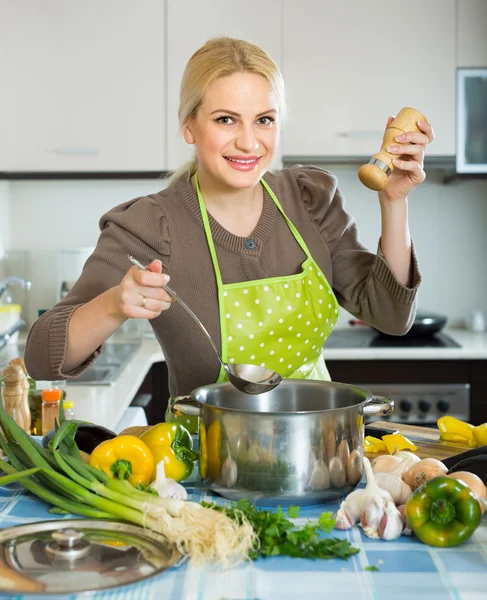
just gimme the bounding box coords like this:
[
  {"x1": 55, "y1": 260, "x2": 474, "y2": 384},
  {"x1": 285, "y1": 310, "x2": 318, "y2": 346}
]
[
  {"x1": 32, "y1": 380, "x2": 66, "y2": 436},
  {"x1": 1, "y1": 363, "x2": 31, "y2": 433},
  {"x1": 63, "y1": 401, "x2": 75, "y2": 420},
  {"x1": 41, "y1": 389, "x2": 63, "y2": 435}
]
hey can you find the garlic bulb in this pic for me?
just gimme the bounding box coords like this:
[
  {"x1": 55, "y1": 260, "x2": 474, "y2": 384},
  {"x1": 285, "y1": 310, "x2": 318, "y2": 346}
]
[
  {"x1": 372, "y1": 455, "x2": 401, "y2": 474},
  {"x1": 374, "y1": 472, "x2": 412, "y2": 505},
  {"x1": 334, "y1": 457, "x2": 402, "y2": 540},
  {"x1": 150, "y1": 461, "x2": 187, "y2": 500},
  {"x1": 393, "y1": 450, "x2": 421, "y2": 465}
]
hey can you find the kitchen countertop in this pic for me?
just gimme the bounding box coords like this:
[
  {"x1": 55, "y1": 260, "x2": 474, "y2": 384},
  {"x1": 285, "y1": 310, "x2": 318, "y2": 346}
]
[
  {"x1": 65, "y1": 329, "x2": 487, "y2": 432},
  {"x1": 323, "y1": 328, "x2": 487, "y2": 361},
  {"x1": 0, "y1": 478, "x2": 486, "y2": 599}
]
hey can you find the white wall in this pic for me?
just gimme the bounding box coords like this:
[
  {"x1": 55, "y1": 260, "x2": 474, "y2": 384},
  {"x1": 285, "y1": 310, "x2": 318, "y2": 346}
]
[
  {"x1": 6, "y1": 178, "x2": 168, "y2": 325},
  {"x1": 4, "y1": 170, "x2": 487, "y2": 329},
  {"x1": 0, "y1": 181, "x2": 10, "y2": 289},
  {"x1": 0, "y1": 181, "x2": 10, "y2": 274}
]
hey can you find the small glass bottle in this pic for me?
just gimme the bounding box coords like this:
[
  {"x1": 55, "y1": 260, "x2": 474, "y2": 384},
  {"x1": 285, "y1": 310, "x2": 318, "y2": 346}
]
[
  {"x1": 33, "y1": 380, "x2": 66, "y2": 436},
  {"x1": 63, "y1": 401, "x2": 76, "y2": 420},
  {"x1": 41, "y1": 388, "x2": 63, "y2": 435}
]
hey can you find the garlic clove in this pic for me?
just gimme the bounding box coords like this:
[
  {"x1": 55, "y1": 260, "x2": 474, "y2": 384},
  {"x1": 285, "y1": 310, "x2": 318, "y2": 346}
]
[{"x1": 375, "y1": 472, "x2": 413, "y2": 505}]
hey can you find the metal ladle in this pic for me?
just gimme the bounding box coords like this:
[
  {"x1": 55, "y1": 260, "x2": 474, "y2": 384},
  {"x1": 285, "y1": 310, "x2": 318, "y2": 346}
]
[{"x1": 128, "y1": 256, "x2": 283, "y2": 395}]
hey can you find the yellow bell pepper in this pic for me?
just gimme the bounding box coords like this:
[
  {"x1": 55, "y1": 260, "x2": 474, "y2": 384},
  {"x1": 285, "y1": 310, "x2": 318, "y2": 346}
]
[
  {"x1": 89, "y1": 435, "x2": 155, "y2": 486},
  {"x1": 364, "y1": 436, "x2": 387, "y2": 453},
  {"x1": 439, "y1": 431, "x2": 471, "y2": 444},
  {"x1": 140, "y1": 423, "x2": 198, "y2": 482},
  {"x1": 382, "y1": 433, "x2": 418, "y2": 454},
  {"x1": 206, "y1": 421, "x2": 222, "y2": 480},
  {"x1": 472, "y1": 423, "x2": 487, "y2": 446},
  {"x1": 438, "y1": 416, "x2": 475, "y2": 445},
  {"x1": 198, "y1": 422, "x2": 208, "y2": 479}
]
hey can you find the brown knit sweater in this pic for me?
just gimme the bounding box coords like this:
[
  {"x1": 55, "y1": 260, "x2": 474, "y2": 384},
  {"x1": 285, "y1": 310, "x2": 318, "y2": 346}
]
[{"x1": 24, "y1": 166, "x2": 421, "y2": 397}]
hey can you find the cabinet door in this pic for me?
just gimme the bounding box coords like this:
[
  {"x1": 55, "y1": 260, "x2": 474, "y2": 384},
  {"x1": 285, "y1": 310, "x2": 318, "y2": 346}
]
[
  {"x1": 166, "y1": 0, "x2": 282, "y2": 170},
  {"x1": 282, "y1": 0, "x2": 456, "y2": 157},
  {"x1": 458, "y1": 0, "x2": 487, "y2": 67},
  {"x1": 0, "y1": 0, "x2": 165, "y2": 172}
]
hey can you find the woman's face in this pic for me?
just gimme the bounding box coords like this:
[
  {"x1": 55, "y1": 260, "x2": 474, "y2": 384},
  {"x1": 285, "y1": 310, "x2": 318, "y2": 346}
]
[{"x1": 184, "y1": 72, "x2": 280, "y2": 191}]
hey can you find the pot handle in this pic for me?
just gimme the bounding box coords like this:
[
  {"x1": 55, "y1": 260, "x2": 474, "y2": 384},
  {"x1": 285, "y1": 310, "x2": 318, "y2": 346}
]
[
  {"x1": 170, "y1": 396, "x2": 202, "y2": 418},
  {"x1": 363, "y1": 396, "x2": 394, "y2": 417}
]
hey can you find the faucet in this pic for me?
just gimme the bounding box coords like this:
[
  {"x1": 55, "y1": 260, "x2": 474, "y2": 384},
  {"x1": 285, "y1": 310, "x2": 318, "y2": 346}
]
[
  {"x1": 0, "y1": 319, "x2": 25, "y2": 352},
  {"x1": 0, "y1": 277, "x2": 32, "y2": 304}
]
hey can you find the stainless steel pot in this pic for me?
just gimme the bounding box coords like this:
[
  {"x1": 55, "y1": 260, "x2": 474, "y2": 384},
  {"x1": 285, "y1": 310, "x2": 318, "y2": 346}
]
[{"x1": 171, "y1": 379, "x2": 393, "y2": 506}]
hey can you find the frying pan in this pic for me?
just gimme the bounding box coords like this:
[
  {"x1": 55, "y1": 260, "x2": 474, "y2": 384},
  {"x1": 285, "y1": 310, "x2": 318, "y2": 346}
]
[
  {"x1": 375, "y1": 311, "x2": 448, "y2": 338},
  {"x1": 350, "y1": 311, "x2": 448, "y2": 338}
]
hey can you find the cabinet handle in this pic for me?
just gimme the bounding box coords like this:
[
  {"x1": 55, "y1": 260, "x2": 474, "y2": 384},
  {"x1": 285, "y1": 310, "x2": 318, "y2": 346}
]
[
  {"x1": 336, "y1": 131, "x2": 383, "y2": 139},
  {"x1": 45, "y1": 147, "x2": 100, "y2": 155}
]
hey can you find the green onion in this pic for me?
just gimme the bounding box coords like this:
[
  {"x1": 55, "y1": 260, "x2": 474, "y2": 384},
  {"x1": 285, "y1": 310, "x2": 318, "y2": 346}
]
[
  {"x1": 0, "y1": 468, "x2": 41, "y2": 486},
  {"x1": 0, "y1": 405, "x2": 257, "y2": 566}
]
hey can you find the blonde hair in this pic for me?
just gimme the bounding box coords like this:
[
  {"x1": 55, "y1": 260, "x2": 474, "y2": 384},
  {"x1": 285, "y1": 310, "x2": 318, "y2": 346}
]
[{"x1": 169, "y1": 37, "x2": 286, "y2": 184}]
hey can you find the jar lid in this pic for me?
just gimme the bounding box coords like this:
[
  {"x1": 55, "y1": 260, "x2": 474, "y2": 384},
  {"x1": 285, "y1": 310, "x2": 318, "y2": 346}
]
[
  {"x1": 41, "y1": 389, "x2": 63, "y2": 402},
  {"x1": 63, "y1": 401, "x2": 74, "y2": 409},
  {"x1": 0, "y1": 519, "x2": 181, "y2": 595},
  {"x1": 0, "y1": 304, "x2": 21, "y2": 313}
]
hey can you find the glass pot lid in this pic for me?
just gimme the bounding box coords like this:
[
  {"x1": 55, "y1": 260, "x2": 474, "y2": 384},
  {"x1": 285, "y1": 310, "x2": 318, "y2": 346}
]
[{"x1": 0, "y1": 519, "x2": 182, "y2": 595}]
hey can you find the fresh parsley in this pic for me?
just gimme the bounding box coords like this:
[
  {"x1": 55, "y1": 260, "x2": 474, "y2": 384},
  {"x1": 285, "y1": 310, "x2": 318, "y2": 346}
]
[{"x1": 201, "y1": 499, "x2": 360, "y2": 561}]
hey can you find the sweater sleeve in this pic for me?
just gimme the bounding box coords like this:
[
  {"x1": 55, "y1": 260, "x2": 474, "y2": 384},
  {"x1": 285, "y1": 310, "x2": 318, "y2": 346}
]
[
  {"x1": 292, "y1": 165, "x2": 422, "y2": 335},
  {"x1": 24, "y1": 194, "x2": 171, "y2": 380}
]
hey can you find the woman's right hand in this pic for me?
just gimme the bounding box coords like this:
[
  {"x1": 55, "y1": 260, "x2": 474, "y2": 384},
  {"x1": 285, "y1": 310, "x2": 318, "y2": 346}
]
[{"x1": 114, "y1": 259, "x2": 173, "y2": 320}]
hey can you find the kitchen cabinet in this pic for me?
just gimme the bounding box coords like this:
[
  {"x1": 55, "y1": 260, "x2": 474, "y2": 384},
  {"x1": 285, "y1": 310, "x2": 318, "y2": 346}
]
[
  {"x1": 457, "y1": 0, "x2": 487, "y2": 67},
  {"x1": 0, "y1": 0, "x2": 165, "y2": 173},
  {"x1": 281, "y1": 0, "x2": 456, "y2": 157},
  {"x1": 165, "y1": 0, "x2": 282, "y2": 170}
]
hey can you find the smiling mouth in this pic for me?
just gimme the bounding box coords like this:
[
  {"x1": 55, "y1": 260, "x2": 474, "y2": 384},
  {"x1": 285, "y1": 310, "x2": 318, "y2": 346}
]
[{"x1": 224, "y1": 156, "x2": 262, "y2": 164}]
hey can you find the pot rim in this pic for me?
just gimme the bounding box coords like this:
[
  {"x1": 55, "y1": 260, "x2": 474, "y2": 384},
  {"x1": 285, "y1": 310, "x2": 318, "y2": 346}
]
[{"x1": 187, "y1": 379, "x2": 379, "y2": 416}]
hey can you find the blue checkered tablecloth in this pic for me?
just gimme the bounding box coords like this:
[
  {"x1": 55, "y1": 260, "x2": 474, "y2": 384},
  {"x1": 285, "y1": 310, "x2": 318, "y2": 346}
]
[{"x1": 0, "y1": 477, "x2": 486, "y2": 600}]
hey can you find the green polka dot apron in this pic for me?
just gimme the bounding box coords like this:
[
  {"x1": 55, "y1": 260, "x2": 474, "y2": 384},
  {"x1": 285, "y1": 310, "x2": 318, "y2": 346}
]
[{"x1": 167, "y1": 171, "x2": 340, "y2": 432}]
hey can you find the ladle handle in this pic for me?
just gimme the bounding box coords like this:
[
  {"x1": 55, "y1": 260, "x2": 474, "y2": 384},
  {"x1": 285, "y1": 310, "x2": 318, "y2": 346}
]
[
  {"x1": 163, "y1": 283, "x2": 223, "y2": 365},
  {"x1": 128, "y1": 256, "x2": 224, "y2": 368}
]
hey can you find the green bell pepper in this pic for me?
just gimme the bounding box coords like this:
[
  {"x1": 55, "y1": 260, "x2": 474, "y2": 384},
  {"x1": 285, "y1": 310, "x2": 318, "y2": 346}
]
[{"x1": 405, "y1": 476, "x2": 481, "y2": 547}]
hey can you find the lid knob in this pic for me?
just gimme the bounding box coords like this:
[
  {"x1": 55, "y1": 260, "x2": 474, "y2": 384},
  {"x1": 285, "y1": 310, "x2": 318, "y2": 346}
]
[
  {"x1": 51, "y1": 528, "x2": 85, "y2": 548},
  {"x1": 47, "y1": 528, "x2": 90, "y2": 559}
]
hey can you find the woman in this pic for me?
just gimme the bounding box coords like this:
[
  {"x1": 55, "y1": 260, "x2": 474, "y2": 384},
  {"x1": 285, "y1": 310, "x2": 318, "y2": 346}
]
[{"x1": 25, "y1": 37, "x2": 432, "y2": 430}]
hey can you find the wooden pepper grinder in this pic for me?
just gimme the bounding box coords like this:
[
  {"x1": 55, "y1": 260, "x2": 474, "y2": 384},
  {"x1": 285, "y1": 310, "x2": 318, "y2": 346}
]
[
  {"x1": 358, "y1": 107, "x2": 428, "y2": 191},
  {"x1": 1, "y1": 362, "x2": 31, "y2": 433}
]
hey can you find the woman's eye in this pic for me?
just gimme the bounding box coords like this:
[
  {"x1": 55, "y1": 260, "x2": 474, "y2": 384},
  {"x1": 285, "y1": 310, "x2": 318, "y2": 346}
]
[
  {"x1": 216, "y1": 116, "x2": 234, "y2": 125},
  {"x1": 258, "y1": 116, "x2": 275, "y2": 126}
]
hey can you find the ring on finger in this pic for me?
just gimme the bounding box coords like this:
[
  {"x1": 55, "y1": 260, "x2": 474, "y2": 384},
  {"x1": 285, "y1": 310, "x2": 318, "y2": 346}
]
[{"x1": 141, "y1": 295, "x2": 147, "y2": 308}]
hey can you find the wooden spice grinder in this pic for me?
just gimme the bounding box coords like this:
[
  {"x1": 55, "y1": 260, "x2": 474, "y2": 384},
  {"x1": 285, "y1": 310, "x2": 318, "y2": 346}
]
[{"x1": 358, "y1": 107, "x2": 428, "y2": 191}]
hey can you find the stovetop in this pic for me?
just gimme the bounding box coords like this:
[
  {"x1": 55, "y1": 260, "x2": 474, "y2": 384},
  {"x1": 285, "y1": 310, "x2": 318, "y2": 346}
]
[{"x1": 326, "y1": 328, "x2": 461, "y2": 349}]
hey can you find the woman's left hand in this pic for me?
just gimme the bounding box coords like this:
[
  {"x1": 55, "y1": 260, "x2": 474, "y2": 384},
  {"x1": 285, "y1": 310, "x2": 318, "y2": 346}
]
[{"x1": 379, "y1": 117, "x2": 435, "y2": 203}]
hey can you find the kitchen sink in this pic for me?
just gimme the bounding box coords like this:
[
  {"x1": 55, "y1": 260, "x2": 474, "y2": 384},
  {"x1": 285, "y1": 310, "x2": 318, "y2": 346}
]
[{"x1": 0, "y1": 342, "x2": 140, "y2": 386}]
